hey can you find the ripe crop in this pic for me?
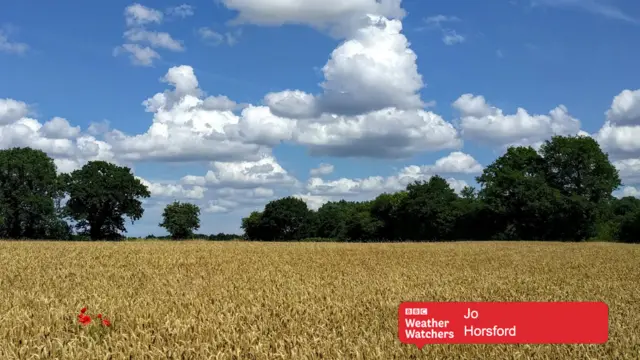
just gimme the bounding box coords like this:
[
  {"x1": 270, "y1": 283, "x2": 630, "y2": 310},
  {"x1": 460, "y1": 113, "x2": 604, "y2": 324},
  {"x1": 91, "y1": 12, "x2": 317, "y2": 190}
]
[{"x1": 0, "y1": 241, "x2": 638, "y2": 359}]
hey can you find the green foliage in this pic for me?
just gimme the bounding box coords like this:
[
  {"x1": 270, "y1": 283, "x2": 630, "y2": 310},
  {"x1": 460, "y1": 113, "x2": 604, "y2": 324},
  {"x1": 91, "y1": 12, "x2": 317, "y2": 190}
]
[
  {"x1": 241, "y1": 211, "x2": 264, "y2": 240},
  {"x1": 259, "y1": 197, "x2": 313, "y2": 240},
  {"x1": 240, "y1": 135, "x2": 640, "y2": 243},
  {"x1": 62, "y1": 161, "x2": 150, "y2": 240},
  {"x1": 159, "y1": 201, "x2": 201, "y2": 239},
  {"x1": 0, "y1": 147, "x2": 68, "y2": 239},
  {"x1": 1, "y1": 136, "x2": 639, "y2": 244}
]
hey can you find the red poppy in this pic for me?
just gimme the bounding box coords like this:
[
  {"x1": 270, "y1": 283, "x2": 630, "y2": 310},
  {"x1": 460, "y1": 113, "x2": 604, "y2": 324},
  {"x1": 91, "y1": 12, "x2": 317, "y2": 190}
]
[
  {"x1": 101, "y1": 318, "x2": 111, "y2": 327},
  {"x1": 97, "y1": 313, "x2": 102, "y2": 319},
  {"x1": 80, "y1": 307, "x2": 87, "y2": 314},
  {"x1": 78, "y1": 314, "x2": 91, "y2": 326}
]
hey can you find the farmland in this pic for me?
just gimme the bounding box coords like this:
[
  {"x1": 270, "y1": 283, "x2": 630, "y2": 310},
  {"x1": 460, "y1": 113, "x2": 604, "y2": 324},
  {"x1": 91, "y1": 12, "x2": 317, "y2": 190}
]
[{"x1": 1, "y1": 241, "x2": 639, "y2": 359}]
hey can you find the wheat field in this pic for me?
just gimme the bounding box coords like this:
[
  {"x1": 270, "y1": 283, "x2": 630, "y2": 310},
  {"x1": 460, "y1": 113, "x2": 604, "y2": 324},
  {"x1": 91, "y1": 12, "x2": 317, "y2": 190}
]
[{"x1": 0, "y1": 241, "x2": 638, "y2": 359}]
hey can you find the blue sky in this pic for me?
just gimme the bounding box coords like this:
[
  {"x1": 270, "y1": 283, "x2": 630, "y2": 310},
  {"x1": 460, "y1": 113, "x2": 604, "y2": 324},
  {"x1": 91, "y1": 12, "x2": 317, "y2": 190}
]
[{"x1": 1, "y1": 0, "x2": 640, "y2": 236}]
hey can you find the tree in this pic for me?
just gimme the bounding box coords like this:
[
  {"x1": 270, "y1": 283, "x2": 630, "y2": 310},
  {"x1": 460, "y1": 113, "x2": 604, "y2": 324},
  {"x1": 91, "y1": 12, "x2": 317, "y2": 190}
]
[
  {"x1": 540, "y1": 136, "x2": 621, "y2": 240},
  {"x1": 259, "y1": 197, "x2": 312, "y2": 240},
  {"x1": 371, "y1": 192, "x2": 407, "y2": 240},
  {"x1": 344, "y1": 201, "x2": 381, "y2": 242},
  {"x1": 398, "y1": 176, "x2": 460, "y2": 241},
  {"x1": 62, "y1": 161, "x2": 150, "y2": 240},
  {"x1": 159, "y1": 201, "x2": 201, "y2": 239},
  {"x1": 315, "y1": 200, "x2": 353, "y2": 239},
  {"x1": 0, "y1": 147, "x2": 65, "y2": 239},
  {"x1": 476, "y1": 146, "x2": 558, "y2": 240},
  {"x1": 241, "y1": 211, "x2": 264, "y2": 240},
  {"x1": 540, "y1": 135, "x2": 620, "y2": 203}
]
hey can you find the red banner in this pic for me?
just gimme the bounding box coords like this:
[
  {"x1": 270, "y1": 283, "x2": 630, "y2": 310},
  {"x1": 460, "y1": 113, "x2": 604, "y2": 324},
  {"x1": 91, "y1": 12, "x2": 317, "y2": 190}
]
[{"x1": 398, "y1": 302, "x2": 608, "y2": 347}]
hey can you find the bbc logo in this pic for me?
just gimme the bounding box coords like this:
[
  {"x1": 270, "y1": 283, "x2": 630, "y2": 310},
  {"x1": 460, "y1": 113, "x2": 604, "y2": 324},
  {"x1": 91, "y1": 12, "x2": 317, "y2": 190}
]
[{"x1": 405, "y1": 308, "x2": 428, "y2": 315}]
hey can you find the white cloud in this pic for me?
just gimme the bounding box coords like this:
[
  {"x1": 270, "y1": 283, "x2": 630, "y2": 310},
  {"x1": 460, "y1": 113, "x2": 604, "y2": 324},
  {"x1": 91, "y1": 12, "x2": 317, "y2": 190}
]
[
  {"x1": 124, "y1": 28, "x2": 184, "y2": 51},
  {"x1": 0, "y1": 30, "x2": 28, "y2": 54},
  {"x1": 202, "y1": 95, "x2": 239, "y2": 111},
  {"x1": 221, "y1": 0, "x2": 405, "y2": 37},
  {"x1": 292, "y1": 193, "x2": 330, "y2": 210},
  {"x1": 594, "y1": 89, "x2": 640, "y2": 159},
  {"x1": 167, "y1": 4, "x2": 194, "y2": 18},
  {"x1": 117, "y1": 4, "x2": 184, "y2": 66},
  {"x1": 614, "y1": 158, "x2": 640, "y2": 186},
  {"x1": 105, "y1": 66, "x2": 265, "y2": 162},
  {"x1": 442, "y1": 30, "x2": 465, "y2": 45},
  {"x1": 454, "y1": 93, "x2": 582, "y2": 148},
  {"x1": 0, "y1": 98, "x2": 30, "y2": 125},
  {"x1": 606, "y1": 89, "x2": 640, "y2": 126},
  {"x1": 317, "y1": 16, "x2": 424, "y2": 115},
  {"x1": 198, "y1": 27, "x2": 224, "y2": 45},
  {"x1": 420, "y1": 14, "x2": 465, "y2": 45},
  {"x1": 180, "y1": 155, "x2": 298, "y2": 189},
  {"x1": 259, "y1": 16, "x2": 461, "y2": 158},
  {"x1": 113, "y1": 44, "x2": 160, "y2": 66},
  {"x1": 310, "y1": 163, "x2": 334, "y2": 176},
  {"x1": 268, "y1": 16, "x2": 424, "y2": 117},
  {"x1": 421, "y1": 151, "x2": 483, "y2": 174},
  {"x1": 305, "y1": 167, "x2": 468, "y2": 199},
  {"x1": 619, "y1": 186, "x2": 640, "y2": 198},
  {"x1": 125, "y1": 3, "x2": 163, "y2": 26},
  {"x1": 424, "y1": 15, "x2": 460, "y2": 26},
  {"x1": 136, "y1": 176, "x2": 206, "y2": 199},
  {"x1": 0, "y1": 101, "x2": 118, "y2": 174},
  {"x1": 301, "y1": 152, "x2": 474, "y2": 204},
  {"x1": 198, "y1": 27, "x2": 242, "y2": 46},
  {"x1": 40, "y1": 117, "x2": 81, "y2": 139},
  {"x1": 292, "y1": 108, "x2": 462, "y2": 158}
]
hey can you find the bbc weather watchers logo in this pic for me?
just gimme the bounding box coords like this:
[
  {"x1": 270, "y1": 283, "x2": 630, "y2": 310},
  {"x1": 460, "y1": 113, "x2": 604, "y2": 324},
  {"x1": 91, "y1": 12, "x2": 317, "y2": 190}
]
[{"x1": 405, "y1": 308, "x2": 429, "y2": 316}]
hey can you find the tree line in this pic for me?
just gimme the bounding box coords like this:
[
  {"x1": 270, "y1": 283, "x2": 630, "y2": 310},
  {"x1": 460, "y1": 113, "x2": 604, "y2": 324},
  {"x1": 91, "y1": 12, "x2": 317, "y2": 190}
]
[
  {"x1": 3, "y1": 135, "x2": 640, "y2": 242},
  {"x1": 241, "y1": 136, "x2": 640, "y2": 243},
  {"x1": 0, "y1": 147, "x2": 239, "y2": 240}
]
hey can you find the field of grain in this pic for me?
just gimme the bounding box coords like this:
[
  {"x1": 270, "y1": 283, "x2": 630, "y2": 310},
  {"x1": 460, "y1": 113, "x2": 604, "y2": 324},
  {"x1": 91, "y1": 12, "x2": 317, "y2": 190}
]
[{"x1": 0, "y1": 241, "x2": 638, "y2": 359}]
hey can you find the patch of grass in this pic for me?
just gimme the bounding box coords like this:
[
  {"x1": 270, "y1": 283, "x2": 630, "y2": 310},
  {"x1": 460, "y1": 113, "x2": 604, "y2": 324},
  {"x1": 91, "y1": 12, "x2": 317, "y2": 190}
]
[{"x1": 0, "y1": 241, "x2": 638, "y2": 359}]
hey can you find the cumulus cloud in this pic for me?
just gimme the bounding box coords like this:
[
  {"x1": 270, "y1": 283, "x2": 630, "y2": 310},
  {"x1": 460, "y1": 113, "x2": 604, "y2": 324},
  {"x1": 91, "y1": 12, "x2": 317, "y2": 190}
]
[
  {"x1": 221, "y1": 0, "x2": 405, "y2": 37},
  {"x1": 125, "y1": 3, "x2": 163, "y2": 26},
  {"x1": 198, "y1": 27, "x2": 242, "y2": 46},
  {"x1": 606, "y1": 89, "x2": 640, "y2": 126},
  {"x1": 113, "y1": 44, "x2": 160, "y2": 66},
  {"x1": 137, "y1": 176, "x2": 206, "y2": 199},
  {"x1": 40, "y1": 117, "x2": 81, "y2": 139},
  {"x1": 594, "y1": 89, "x2": 640, "y2": 159},
  {"x1": 420, "y1": 151, "x2": 483, "y2": 174},
  {"x1": 292, "y1": 193, "x2": 331, "y2": 211},
  {"x1": 292, "y1": 108, "x2": 461, "y2": 158},
  {"x1": 292, "y1": 152, "x2": 475, "y2": 209},
  {"x1": 266, "y1": 16, "x2": 424, "y2": 117},
  {"x1": 614, "y1": 158, "x2": 640, "y2": 186},
  {"x1": 259, "y1": 16, "x2": 460, "y2": 158},
  {"x1": 297, "y1": 169, "x2": 468, "y2": 209},
  {"x1": 166, "y1": 4, "x2": 194, "y2": 18},
  {"x1": 420, "y1": 15, "x2": 465, "y2": 45},
  {"x1": 454, "y1": 93, "x2": 582, "y2": 148},
  {"x1": 105, "y1": 66, "x2": 266, "y2": 162},
  {"x1": 0, "y1": 100, "x2": 118, "y2": 174},
  {"x1": 442, "y1": 30, "x2": 465, "y2": 45},
  {"x1": 0, "y1": 98, "x2": 30, "y2": 125},
  {"x1": 180, "y1": 155, "x2": 298, "y2": 189},
  {"x1": 619, "y1": 186, "x2": 640, "y2": 198},
  {"x1": 116, "y1": 4, "x2": 184, "y2": 66},
  {"x1": 124, "y1": 28, "x2": 184, "y2": 51},
  {"x1": 310, "y1": 163, "x2": 334, "y2": 176}
]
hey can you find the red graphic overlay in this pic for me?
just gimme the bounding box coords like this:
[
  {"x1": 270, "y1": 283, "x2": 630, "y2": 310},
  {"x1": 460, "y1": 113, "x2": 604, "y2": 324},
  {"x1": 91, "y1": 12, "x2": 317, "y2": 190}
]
[{"x1": 398, "y1": 302, "x2": 608, "y2": 348}]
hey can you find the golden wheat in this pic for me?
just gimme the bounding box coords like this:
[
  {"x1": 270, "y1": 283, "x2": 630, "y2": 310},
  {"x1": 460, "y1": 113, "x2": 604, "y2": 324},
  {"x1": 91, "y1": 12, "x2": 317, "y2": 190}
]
[{"x1": 0, "y1": 241, "x2": 638, "y2": 359}]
